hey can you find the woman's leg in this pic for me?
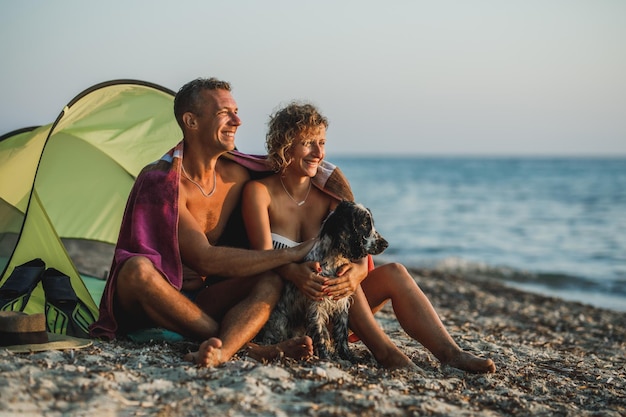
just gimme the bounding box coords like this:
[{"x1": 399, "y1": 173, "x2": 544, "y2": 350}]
[
  {"x1": 348, "y1": 286, "x2": 415, "y2": 370},
  {"x1": 361, "y1": 263, "x2": 496, "y2": 373}
]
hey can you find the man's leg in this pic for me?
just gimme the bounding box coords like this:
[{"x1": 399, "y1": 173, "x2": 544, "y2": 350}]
[
  {"x1": 193, "y1": 272, "x2": 313, "y2": 366},
  {"x1": 115, "y1": 256, "x2": 219, "y2": 338}
]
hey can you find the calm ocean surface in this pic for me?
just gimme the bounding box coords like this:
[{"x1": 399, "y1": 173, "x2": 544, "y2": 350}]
[{"x1": 330, "y1": 156, "x2": 626, "y2": 312}]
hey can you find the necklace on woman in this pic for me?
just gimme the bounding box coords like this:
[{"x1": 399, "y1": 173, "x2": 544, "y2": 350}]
[
  {"x1": 280, "y1": 177, "x2": 311, "y2": 206},
  {"x1": 181, "y1": 163, "x2": 217, "y2": 197}
]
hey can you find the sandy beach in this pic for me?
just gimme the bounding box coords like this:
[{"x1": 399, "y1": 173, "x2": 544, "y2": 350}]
[{"x1": 1, "y1": 267, "x2": 624, "y2": 417}]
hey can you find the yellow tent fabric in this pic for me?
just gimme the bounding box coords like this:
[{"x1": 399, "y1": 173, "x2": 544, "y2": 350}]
[{"x1": 0, "y1": 80, "x2": 181, "y2": 326}]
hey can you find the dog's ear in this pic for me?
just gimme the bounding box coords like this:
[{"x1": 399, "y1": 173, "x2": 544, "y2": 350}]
[
  {"x1": 323, "y1": 202, "x2": 350, "y2": 248},
  {"x1": 337, "y1": 201, "x2": 379, "y2": 259},
  {"x1": 320, "y1": 201, "x2": 347, "y2": 237},
  {"x1": 336, "y1": 227, "x2": 355, "y2": 260},
  {"x1": 338, "y1": 202, "x2": 373, "y2": 260},
  {"x1": 319, "y1": 201, "x2": 354, "y2": 257}
]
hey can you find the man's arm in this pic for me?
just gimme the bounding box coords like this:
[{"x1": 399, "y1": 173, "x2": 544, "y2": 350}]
[{"x1": 178, "y1": 204, "x2": 314, "y2": 278}]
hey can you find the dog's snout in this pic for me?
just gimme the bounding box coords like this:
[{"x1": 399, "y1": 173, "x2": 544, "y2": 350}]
[
  {"x1": 366, "y1": 232, "x2": 388, "y2": 255},
  {"x1": 376, "y1": 234, "x2": 389, "y2": 253}
]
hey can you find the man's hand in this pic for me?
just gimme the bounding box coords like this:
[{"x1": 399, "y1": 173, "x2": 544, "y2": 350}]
[
  {"x1": 181, "y1": 264, "x2": 205, "y2": 291},
  {"x1": 287, "y1": 239, "x2": 316, "y2": 262},
  {"x1": 323, "y1": 258, "x2": 369, "y2": 300}
]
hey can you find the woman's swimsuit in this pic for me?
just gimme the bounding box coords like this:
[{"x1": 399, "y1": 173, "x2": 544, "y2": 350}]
[{"x1": 271, "y1": 233, "x2": 299, "y2": 249}]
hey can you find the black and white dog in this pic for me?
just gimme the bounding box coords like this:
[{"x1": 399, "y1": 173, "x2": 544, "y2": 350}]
[{"x1": 256, "y1": 200, "x2": 388, "y2": 360}]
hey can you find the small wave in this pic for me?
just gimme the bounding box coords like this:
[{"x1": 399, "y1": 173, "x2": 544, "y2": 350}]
[{"x1": 384, "y1": 256, "x2": 626, "y2": 298}]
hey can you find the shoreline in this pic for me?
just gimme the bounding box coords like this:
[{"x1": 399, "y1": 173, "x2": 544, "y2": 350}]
[
  {"x1": 505, "y1": 281, "x2": 626, "y2": 313},
  {"x1": 1, "y1": 267, "x2": 624, "y2": 416},
  {"x1": 376, "y1": 255, "x2": 626, "y2": 315}
]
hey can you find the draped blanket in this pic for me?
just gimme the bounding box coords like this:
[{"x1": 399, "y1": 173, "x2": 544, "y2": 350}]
[{"x1": 90, "y1": 141, "x2": 355, "y2": 340}]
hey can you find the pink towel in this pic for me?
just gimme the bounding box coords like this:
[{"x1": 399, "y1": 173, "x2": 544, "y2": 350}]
[{"x1": 90, "y1": 142, "x2": 184, "y2": 339}]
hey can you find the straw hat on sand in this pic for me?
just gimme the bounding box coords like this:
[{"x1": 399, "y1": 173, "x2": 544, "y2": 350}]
[{"x1": 0, "y1": 311, "x2": 92, "y2": 353}]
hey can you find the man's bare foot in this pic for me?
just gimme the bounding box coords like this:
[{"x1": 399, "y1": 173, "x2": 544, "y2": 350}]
[
  {"x1": 184, "y1": 337, "x2": 224, "y2": 367},
  {"x1": 444, "y1": 350, "x2": 496, "y2": 373},
  {"x1": 245, "y1": 336, "x2": 314, "y2": 362}
]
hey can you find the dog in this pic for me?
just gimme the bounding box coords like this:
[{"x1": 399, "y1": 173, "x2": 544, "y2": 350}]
[{"x1": 256, "y1": 200, "x2": 389, "y2": 361}]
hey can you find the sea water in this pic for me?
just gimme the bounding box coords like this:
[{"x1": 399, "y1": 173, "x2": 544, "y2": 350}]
[{"x1": 330, "y1": 156, "x2": 626, "y2": 312}]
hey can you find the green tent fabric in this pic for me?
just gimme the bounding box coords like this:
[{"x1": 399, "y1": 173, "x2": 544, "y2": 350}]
[{"x1": 0, "y1": 80, "x2": 181, "y2": 327}]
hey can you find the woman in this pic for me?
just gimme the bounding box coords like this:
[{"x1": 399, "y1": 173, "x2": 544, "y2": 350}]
[{"x1": 242, "y1": 102, "x2": 495, "y2": 373}]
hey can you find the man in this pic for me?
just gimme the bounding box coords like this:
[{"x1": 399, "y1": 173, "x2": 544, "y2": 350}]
[{"x1": 90, "y1": 78, "x2": 316, "y2": 366}]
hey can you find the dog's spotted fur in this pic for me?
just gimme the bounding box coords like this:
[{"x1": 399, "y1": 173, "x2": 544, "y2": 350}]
[{"x1": 257, "y1": 201, "x2": 388, "y2": 360}]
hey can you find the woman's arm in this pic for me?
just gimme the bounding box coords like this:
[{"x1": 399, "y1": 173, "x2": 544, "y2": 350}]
[
  {"x1": 323, "y1": 257, "x2": 369, "y2": 300},
  {"x1": 241, "y1": 180, "x2": 274, "y2": 250},
  {"x1": 242, "y1": 179, "x2": 327, "y2": 300}
]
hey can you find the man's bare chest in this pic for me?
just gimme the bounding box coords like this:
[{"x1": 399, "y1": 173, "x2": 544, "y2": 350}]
[
  {"x1": 185, "y1": 200, "x2": 225, "y2": 242},
  {"x1": 184, "y1": 181, "x2": 242, "y2": 243}
]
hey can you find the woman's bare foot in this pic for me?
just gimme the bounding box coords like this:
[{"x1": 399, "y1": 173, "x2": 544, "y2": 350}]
[
  {"x1": 184, "y1": 337, "x2": 224, "y2": 367},
  {"x1": 384, "y1": 357, "x2": 420, "y2": 371},
  {"x1": 443, "y1": 350, "x2": 496, "y2": 373},
  {"x1": 245, "y1": 336, "x2": 314, "y2": 363},
  {"x1": 375, "y1": 346, "x2": 420, "y2": 371}
]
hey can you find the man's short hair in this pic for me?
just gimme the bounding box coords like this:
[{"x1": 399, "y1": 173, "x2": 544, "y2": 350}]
[{"x1": 174, "y1": 77, "x2": 232, "y2": 129}]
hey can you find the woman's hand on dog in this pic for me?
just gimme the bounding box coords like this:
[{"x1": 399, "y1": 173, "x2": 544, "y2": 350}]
[
  {"x1": 278, "y1": 262, "x2": 328, "y2": 300},
  {"x1": 323, "y1": 258, "x2": 369, "y2": 300}
]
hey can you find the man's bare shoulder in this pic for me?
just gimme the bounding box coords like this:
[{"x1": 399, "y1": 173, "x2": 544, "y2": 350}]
[
  {"x1": 243, "y1": 173, "x2": 278, "y2": 194},
  {"x1": 219, "y1": 156, "x2": 251, "y2": 182}
]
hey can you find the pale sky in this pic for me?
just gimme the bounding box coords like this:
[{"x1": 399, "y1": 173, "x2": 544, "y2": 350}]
[{"x1": 1, "y1": 0, "x2": 625, "y2": 156}]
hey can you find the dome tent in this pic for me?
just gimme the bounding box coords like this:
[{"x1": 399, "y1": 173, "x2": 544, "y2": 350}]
[{"x1": 0, "y1": 80, "x2": 181, "y2": 334}]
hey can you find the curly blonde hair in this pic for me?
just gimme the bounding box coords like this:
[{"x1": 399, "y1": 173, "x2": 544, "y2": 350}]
[{"x1": 265, "y1": 101, "x2": 329, "y2": 173}]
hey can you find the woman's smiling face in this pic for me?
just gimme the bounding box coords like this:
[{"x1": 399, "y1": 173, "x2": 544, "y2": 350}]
[{"x1": 286, "y1": 126, "x2": 326, "y2": 178}]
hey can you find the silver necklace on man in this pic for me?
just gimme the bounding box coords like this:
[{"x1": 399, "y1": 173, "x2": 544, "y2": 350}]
[
  {"x1": 280, "y1": 176, "x2": 311, "y2": 206},
  {"x1": 181, "y1": 163, "x2": 217, "y2": 197}
]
